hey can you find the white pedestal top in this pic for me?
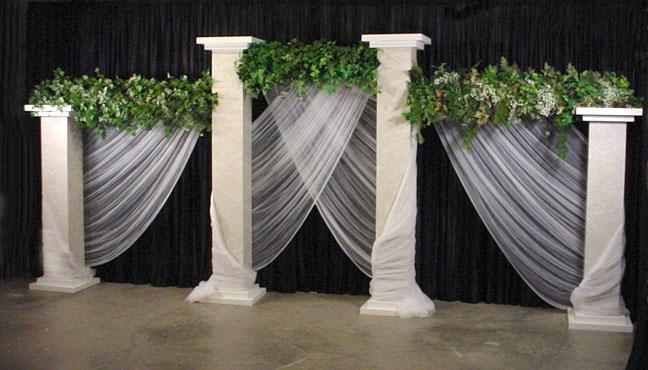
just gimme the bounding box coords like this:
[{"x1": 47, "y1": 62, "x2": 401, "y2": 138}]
[
  {"x1": 196, "y1": 36, "x2": 264, "y2": 52},
  {"x1": 576, "y1": 107, "x2": 643, "y2": 123},
  {"x1": 361, "y1": 34, "x2": 431, "y2": 49},
  {"x1": 25, "y1": 105, "x2": 72, "y2": 117}
]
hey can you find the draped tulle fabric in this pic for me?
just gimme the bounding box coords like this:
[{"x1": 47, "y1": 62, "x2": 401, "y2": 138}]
[
  {"x1": 436, "y1": 122, "x2": 586, "y2": 308},
  {"x1": 435, "y1": 121, "x2": 625, "y2": 310},
  {"x1": 84, "y1": 126, "x2": 199, "y2": 266},
  {"x1": 369, "y1": 130, "x2": 436, "y2": 317},
  {"x1": 186, "y1": 194, "x2": 257, "y2": 303},
  {"x1": 315, "y1": 98, "x2": 377, "y2": 275},
  {"x1": 188, "y1": 87, "x2": 377, "y2": 301},
  {"x1": 190, "y1": 87, "x2": 435, "y2": 316},
  {"x1": 251, "y1": 87, "x2": 375, "y2": 274},
  {"x1": 571, "y1": 224, "x2": 628, "y2": 316}
]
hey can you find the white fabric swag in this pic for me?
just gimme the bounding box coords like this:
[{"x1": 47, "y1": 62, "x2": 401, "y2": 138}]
[
  {"x1": 84, "y1": 126, "x2": 199, "y2": 266},
  {"x1": 437, "y1": 122, "x2": 627, "y2": 313},
  {"x1": 251, "y1": 87, "x2": 375, "y2": 274}
]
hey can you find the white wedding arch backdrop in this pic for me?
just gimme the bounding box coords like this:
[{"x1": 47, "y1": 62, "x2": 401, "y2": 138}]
[
  {"x1": 24, "y1": 34, "x2": 642, "y2": 329},
  {"x1": 186, "y1": 34, "x2": 436, "y2": 318}
]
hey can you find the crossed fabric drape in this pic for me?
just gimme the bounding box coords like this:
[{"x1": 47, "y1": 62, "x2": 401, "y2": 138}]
[
  {"x1": 84, "y1": 126, "x2": 199, "y2": 266},
  {"x1": 251, "y1": 87, "x2": 375, "y2": 274},
  {"x1": 436, "y1": 122, "x2": 627, "y2": 312},
  {"x1": 188, "y1": 87, "x2": 375, "y2": 302},
  {"x1": 189, "y1": 87, "x2": 434, "y2": 316}
]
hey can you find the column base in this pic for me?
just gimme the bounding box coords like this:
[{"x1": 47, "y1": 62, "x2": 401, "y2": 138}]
[
  {"x1": 568, "y1": 309, "x2": 633, "y2": 333},
  {"x1": 360, "y1": 298, "x2": 400, "y2": 317},
  {"x1": 29, "y1": 276, "x2": 100, "y2": 294},
  {"x1": 197, "y1": 284, "x2": 266, "y2": 306}
]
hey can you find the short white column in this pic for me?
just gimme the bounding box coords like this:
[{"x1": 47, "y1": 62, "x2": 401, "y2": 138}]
[
  {"x1": 196, "y1": 36, "x2": 266, "y2": 305},
  {"x1": 568, "y1": 107, "x2": 643, "y2": 332},
  {"x1": 24, "y1": 105, "x2": 99, "y2": 293},
  {"x1": 360, "y1": 34, "x2": 431, "y2": 316}
]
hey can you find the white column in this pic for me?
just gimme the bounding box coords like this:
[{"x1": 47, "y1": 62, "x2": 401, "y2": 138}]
[
  {"x1": 360, "y1": 34, "x2": 431, "y2": 316},
  {"x1": 24, "y1": 105, "x2": 99, "y2": 293},
  {"x1": 362, "y1": 34, "x2": 429, "y2": 237},
  {"x1": 196, "y1": 36, "x2": 266, "y2": 305},
  {"x1": 569, "y1": 107, "x2": 643, "y2": 332}
]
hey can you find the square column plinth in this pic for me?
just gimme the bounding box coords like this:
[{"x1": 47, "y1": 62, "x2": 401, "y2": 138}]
[
  {"x1": 195, "y1": 36, "x2": 266, "y2": 305},
  {"x1": 569, "y1": 107, "x2": 643, "y2": 332},
  {"x1": 24, "y1": 105, "x2": 99, "y2": 293}
]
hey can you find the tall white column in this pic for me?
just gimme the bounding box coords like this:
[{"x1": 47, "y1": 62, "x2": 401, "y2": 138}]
[
  {"x1": 195, "y1": 36, "x2": 266, "y2": 305},
  {"x1": 362, "y1": 34, "x2": 429, "y2": 238},
  {"x1": 24, "y1": 105, "x2": 99, "y2": 293},
  {"x1": 569, "y1": 107, "x2": 643, "y2": 332},
  {"x1": 360, "y1": 34, "x2": 432, "y2": 316}
]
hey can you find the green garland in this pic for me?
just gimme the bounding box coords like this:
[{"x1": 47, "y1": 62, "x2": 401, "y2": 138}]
[
  {"x1": 237, "y1": 40, "x2": 379, "y2": 96},
  {"x1": 29, "y1": 69, "x2": 218, "y2": 135},
  {"x1": 405, "y1": 59, "x2": 641, "y2": 154},
  {"x1": 30, "y1": 55, "x2": 640, "y2": 158}
]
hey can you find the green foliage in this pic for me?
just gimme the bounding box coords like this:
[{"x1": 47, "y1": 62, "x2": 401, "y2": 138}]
[
  {"x1": 405, "y1": 59, "x2": 642, "y2": 155},
  {"x1": 237, "y1": 40, "x2": 379, "y2": 96},
  {"x1": 29, "y1": 69, "x2": 218, "y2": 135}
]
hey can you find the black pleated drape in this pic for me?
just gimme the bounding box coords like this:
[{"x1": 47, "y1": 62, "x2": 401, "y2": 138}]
[
  {"x1": 2, "y1": 1, "x2": 648, "y2": 367},
  {"x1": 0, "y1": 0, "x2": 41, "y2": 280},
  {"x1": 627, "y1": 3, "x2": 648, "y2": 366}
]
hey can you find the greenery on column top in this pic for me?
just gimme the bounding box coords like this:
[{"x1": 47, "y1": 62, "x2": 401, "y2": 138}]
[
  {"x1": 405, "y1": 59, "x2": 641, "y2": 155},
  {"x1": 28, "y1": 69, "x2": 218, "y2": 135},
  {"x1": 237, "y1": 40, "x2": 379, "y2": 96}
]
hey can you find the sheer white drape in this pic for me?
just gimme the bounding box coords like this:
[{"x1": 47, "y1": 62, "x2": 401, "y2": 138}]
[
  {"x1": 189, "y1": 87, "x2": 435, "y2": 316},
  {"x1": 436, "y1": 121, "x2": 628, "y2": 311},
  {"x1": 84, "y1": 126, "x2": 199, "y2": 266},
  {"x1": 249, "y1": 87, "x2": 434, "y2": 316},
  {"x1": 186, "y1": 194, "x2": 257, "y2": 303},
  {"x1": 188, "y1": 86, "x2": 378, "y2": 302},
  {"x1": 571, "y1": 223, "x2": 628, "y2": 316},
  {"x1": 368, "y1": 129, "x2": 436, "y2": 317},
  {"x1": 436, "y1": 122, "x2": 586, "y2": 308},
  {"x1": 316, "y1": 100, "x2": 376, "y2": 275},
  {"x1": 251, "y1": 87, "x2": 375, "y2": 274}
]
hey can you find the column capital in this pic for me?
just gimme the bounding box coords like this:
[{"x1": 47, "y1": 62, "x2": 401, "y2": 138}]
[
  {"x1": 361, "y1": 33, "x2": 431, "y2": 50},
  {"x1": 25, "y1": 105, "x2": 72, "y2": 117},
  {"x1": 196, "y1": 36, "x2": 264, "y2": 53},
  {"x1": 576, "y1": 107, "x2": 643, "y2": 124}
]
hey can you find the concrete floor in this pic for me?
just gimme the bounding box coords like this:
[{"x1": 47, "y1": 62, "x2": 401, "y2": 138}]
[{"x1": 0, "y1": 280, "x2": 633, "y2": 370}]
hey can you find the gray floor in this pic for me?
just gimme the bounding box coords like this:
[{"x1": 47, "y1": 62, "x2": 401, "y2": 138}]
[{"x1": 0, "y1": 280, "x2": 633, "y2": 370}]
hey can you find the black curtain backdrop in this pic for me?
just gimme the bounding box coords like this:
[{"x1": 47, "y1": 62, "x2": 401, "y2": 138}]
[{"x1": 2, "y1": 1, "x2": 647, "y2": 367}]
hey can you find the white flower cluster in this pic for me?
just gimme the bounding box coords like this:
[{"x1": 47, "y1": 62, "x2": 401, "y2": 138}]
[
  {"x1": 508, "y1": 100, "x2": 522, "y2": 124},
  {"x1": 535, "y1": 85, "x2": 557, "y2": 117},
  {"x1": 600, "y1": 79, "x2": 622, "y2": 106},
  {"x1": 433, "y1": 71, "x2": 460, "y2": 86},
  {"x1": 469, "y1": 81, "x2": 500, "y2": 106}
]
